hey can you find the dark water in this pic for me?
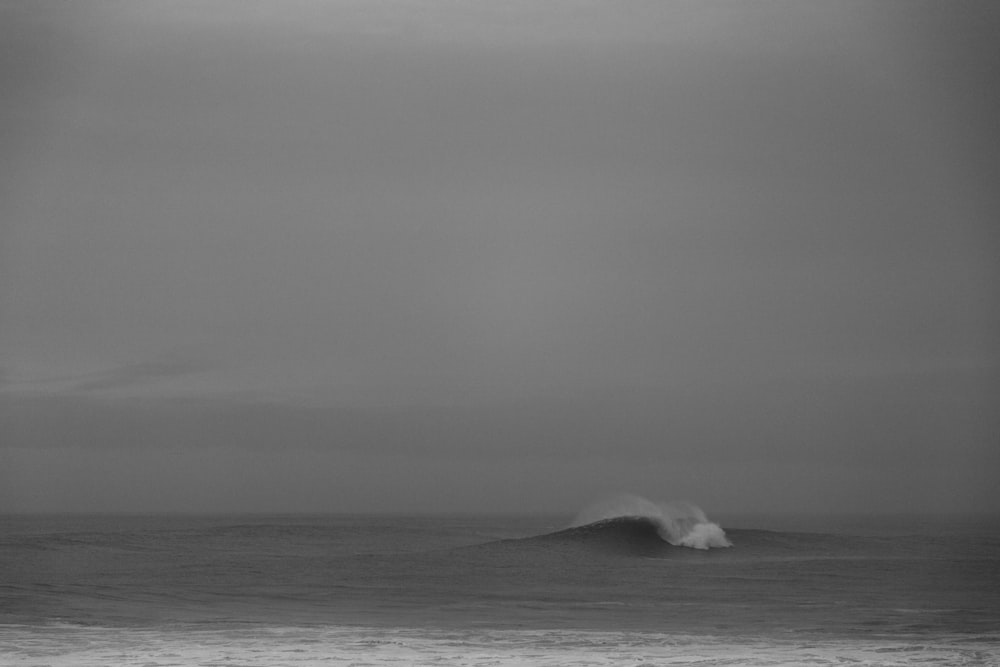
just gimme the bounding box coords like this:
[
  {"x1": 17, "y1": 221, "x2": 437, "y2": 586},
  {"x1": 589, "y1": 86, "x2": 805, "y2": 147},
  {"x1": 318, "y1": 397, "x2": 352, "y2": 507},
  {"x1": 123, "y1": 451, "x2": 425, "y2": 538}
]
[
  {"x1": 3, "y1": 512, "x2": 999, "y2": 635},
  {"x1": 2, "y1": 512, "x2": 999, "y2": 665}
]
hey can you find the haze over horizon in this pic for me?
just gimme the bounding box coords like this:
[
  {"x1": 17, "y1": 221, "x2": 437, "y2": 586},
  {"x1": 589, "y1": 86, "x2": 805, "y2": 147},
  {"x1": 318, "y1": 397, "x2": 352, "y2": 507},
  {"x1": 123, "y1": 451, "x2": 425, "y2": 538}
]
[{"x1": 2, "y1": 1, "x2": 998, "y2": 515}]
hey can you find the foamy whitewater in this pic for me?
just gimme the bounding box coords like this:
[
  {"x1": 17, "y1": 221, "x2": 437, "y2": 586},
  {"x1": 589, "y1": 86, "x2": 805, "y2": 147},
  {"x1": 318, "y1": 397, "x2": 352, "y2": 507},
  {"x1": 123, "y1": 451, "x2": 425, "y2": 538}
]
[{"x1": 3, "y1": 499, "x2": 999, "y2": 666}]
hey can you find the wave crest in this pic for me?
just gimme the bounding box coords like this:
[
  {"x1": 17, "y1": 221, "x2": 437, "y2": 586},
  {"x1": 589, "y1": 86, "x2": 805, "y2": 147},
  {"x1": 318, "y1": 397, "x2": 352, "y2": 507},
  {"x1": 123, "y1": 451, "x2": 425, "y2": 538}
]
[{"x1": 570, "y1": 494, "x2": 731, "y2": 550}]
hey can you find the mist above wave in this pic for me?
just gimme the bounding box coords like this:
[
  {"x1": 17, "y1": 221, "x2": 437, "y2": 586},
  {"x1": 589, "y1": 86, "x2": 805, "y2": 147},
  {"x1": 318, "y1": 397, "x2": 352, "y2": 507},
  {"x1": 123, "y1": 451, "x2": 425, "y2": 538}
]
[{"x1": 570, "y1": 494, "x2": 731, "y2": 550}]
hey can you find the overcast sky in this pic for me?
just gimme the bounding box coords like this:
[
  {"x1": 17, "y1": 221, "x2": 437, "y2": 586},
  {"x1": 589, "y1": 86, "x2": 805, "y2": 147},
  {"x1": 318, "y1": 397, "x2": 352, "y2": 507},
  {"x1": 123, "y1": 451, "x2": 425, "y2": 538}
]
[{"x1": 2, "y1": 0, "x2": 997, "y2": 515}]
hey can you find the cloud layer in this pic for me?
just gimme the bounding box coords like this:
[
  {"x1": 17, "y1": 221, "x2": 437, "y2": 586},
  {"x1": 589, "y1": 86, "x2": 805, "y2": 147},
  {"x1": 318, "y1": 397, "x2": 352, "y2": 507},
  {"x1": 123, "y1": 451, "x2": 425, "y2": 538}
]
[{"x1": 2, "y1": 1, "x2": 997, "y2": 513}]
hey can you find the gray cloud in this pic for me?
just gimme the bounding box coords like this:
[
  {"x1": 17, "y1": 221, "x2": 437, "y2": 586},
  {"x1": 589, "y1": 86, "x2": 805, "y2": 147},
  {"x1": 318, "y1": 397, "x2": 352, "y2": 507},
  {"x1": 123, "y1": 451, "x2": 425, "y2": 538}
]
[
  {"x1": 67, "y1": 352, "x2": 217, "y2": 393},
  {"x1": 4, "y1": 365, "x2": 996, "y2": 463},
  {"x1": 2, "y1": 1, "x2": 998, "y2": 513},
  {"x1": 2, "y1": 363, "x2": 997, "y2": 513},
  {"x1": 0, "y1": 352, "x2": 216, "y2": 394}
]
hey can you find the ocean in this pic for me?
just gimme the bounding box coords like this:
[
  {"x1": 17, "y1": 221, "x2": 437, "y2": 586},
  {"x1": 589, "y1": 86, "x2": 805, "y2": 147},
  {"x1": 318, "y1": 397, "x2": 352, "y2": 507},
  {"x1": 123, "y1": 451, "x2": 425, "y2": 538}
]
[{"x1": 2, "y1": 502, "x2": 999, "y2": 666}]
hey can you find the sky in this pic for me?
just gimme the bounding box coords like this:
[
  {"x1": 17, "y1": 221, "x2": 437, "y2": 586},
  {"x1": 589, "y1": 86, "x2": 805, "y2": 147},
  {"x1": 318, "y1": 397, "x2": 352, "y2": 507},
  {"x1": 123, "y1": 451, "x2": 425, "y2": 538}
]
[{"x1": 1, "y1": 0, "x2": 998, "y2": 515}]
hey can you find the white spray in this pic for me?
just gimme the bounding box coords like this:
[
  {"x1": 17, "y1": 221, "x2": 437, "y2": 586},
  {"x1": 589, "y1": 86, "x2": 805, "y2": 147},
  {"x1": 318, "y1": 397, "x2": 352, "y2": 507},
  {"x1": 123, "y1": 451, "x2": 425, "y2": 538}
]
[{"x1": 570, "y1": 494, "x2": 732, "y2": 550}]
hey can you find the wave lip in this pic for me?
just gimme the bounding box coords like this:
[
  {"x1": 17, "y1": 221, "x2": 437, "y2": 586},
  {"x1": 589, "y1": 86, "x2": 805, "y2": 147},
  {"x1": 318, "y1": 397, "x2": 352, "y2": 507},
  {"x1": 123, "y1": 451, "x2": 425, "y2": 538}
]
[{"x1": 570, "y1": 495, "x2": 731, "y2": 550}]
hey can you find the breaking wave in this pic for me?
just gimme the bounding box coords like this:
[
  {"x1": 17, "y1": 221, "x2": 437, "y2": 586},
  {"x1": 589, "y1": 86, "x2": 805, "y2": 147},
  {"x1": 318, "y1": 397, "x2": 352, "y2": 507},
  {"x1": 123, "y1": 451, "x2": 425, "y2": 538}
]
[{"x1": 570, "y1": 494, "x2": 731, "y2": 550}]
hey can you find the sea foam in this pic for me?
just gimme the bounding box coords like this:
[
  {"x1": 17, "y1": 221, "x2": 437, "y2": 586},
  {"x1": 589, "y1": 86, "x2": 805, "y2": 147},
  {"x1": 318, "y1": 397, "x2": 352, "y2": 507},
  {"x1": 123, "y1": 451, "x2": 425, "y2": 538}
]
[{"x1": 2, "y1": 624, "x2": 992, "y2": 667}]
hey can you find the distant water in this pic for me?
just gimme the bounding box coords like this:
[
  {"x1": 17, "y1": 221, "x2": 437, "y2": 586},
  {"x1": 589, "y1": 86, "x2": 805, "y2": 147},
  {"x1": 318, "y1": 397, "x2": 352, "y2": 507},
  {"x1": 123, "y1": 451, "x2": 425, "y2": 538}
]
[{"x1": 2, "y1": 505, "x2": 999, "y2": 665}]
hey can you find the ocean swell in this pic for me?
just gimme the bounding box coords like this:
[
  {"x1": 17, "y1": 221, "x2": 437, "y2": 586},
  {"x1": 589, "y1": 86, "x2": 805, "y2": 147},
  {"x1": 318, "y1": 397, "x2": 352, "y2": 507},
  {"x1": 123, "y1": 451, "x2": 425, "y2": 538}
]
[{"x1": 570, "y1": 494, "x2": 731, "y2": 550}]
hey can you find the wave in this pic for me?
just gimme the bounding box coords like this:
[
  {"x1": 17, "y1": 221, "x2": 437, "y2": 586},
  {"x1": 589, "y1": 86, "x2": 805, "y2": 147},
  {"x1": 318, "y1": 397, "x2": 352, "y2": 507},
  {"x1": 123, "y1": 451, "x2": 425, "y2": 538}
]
[
  {"x1": 519, "y1": 516, "x2": 685, "y2": 556},
  {"x1": 570, "y1": 494, "x2": 731, "y2": 550},
  {"x1": 458, "y1": 495, "x2": 733, "y2": 558}
]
